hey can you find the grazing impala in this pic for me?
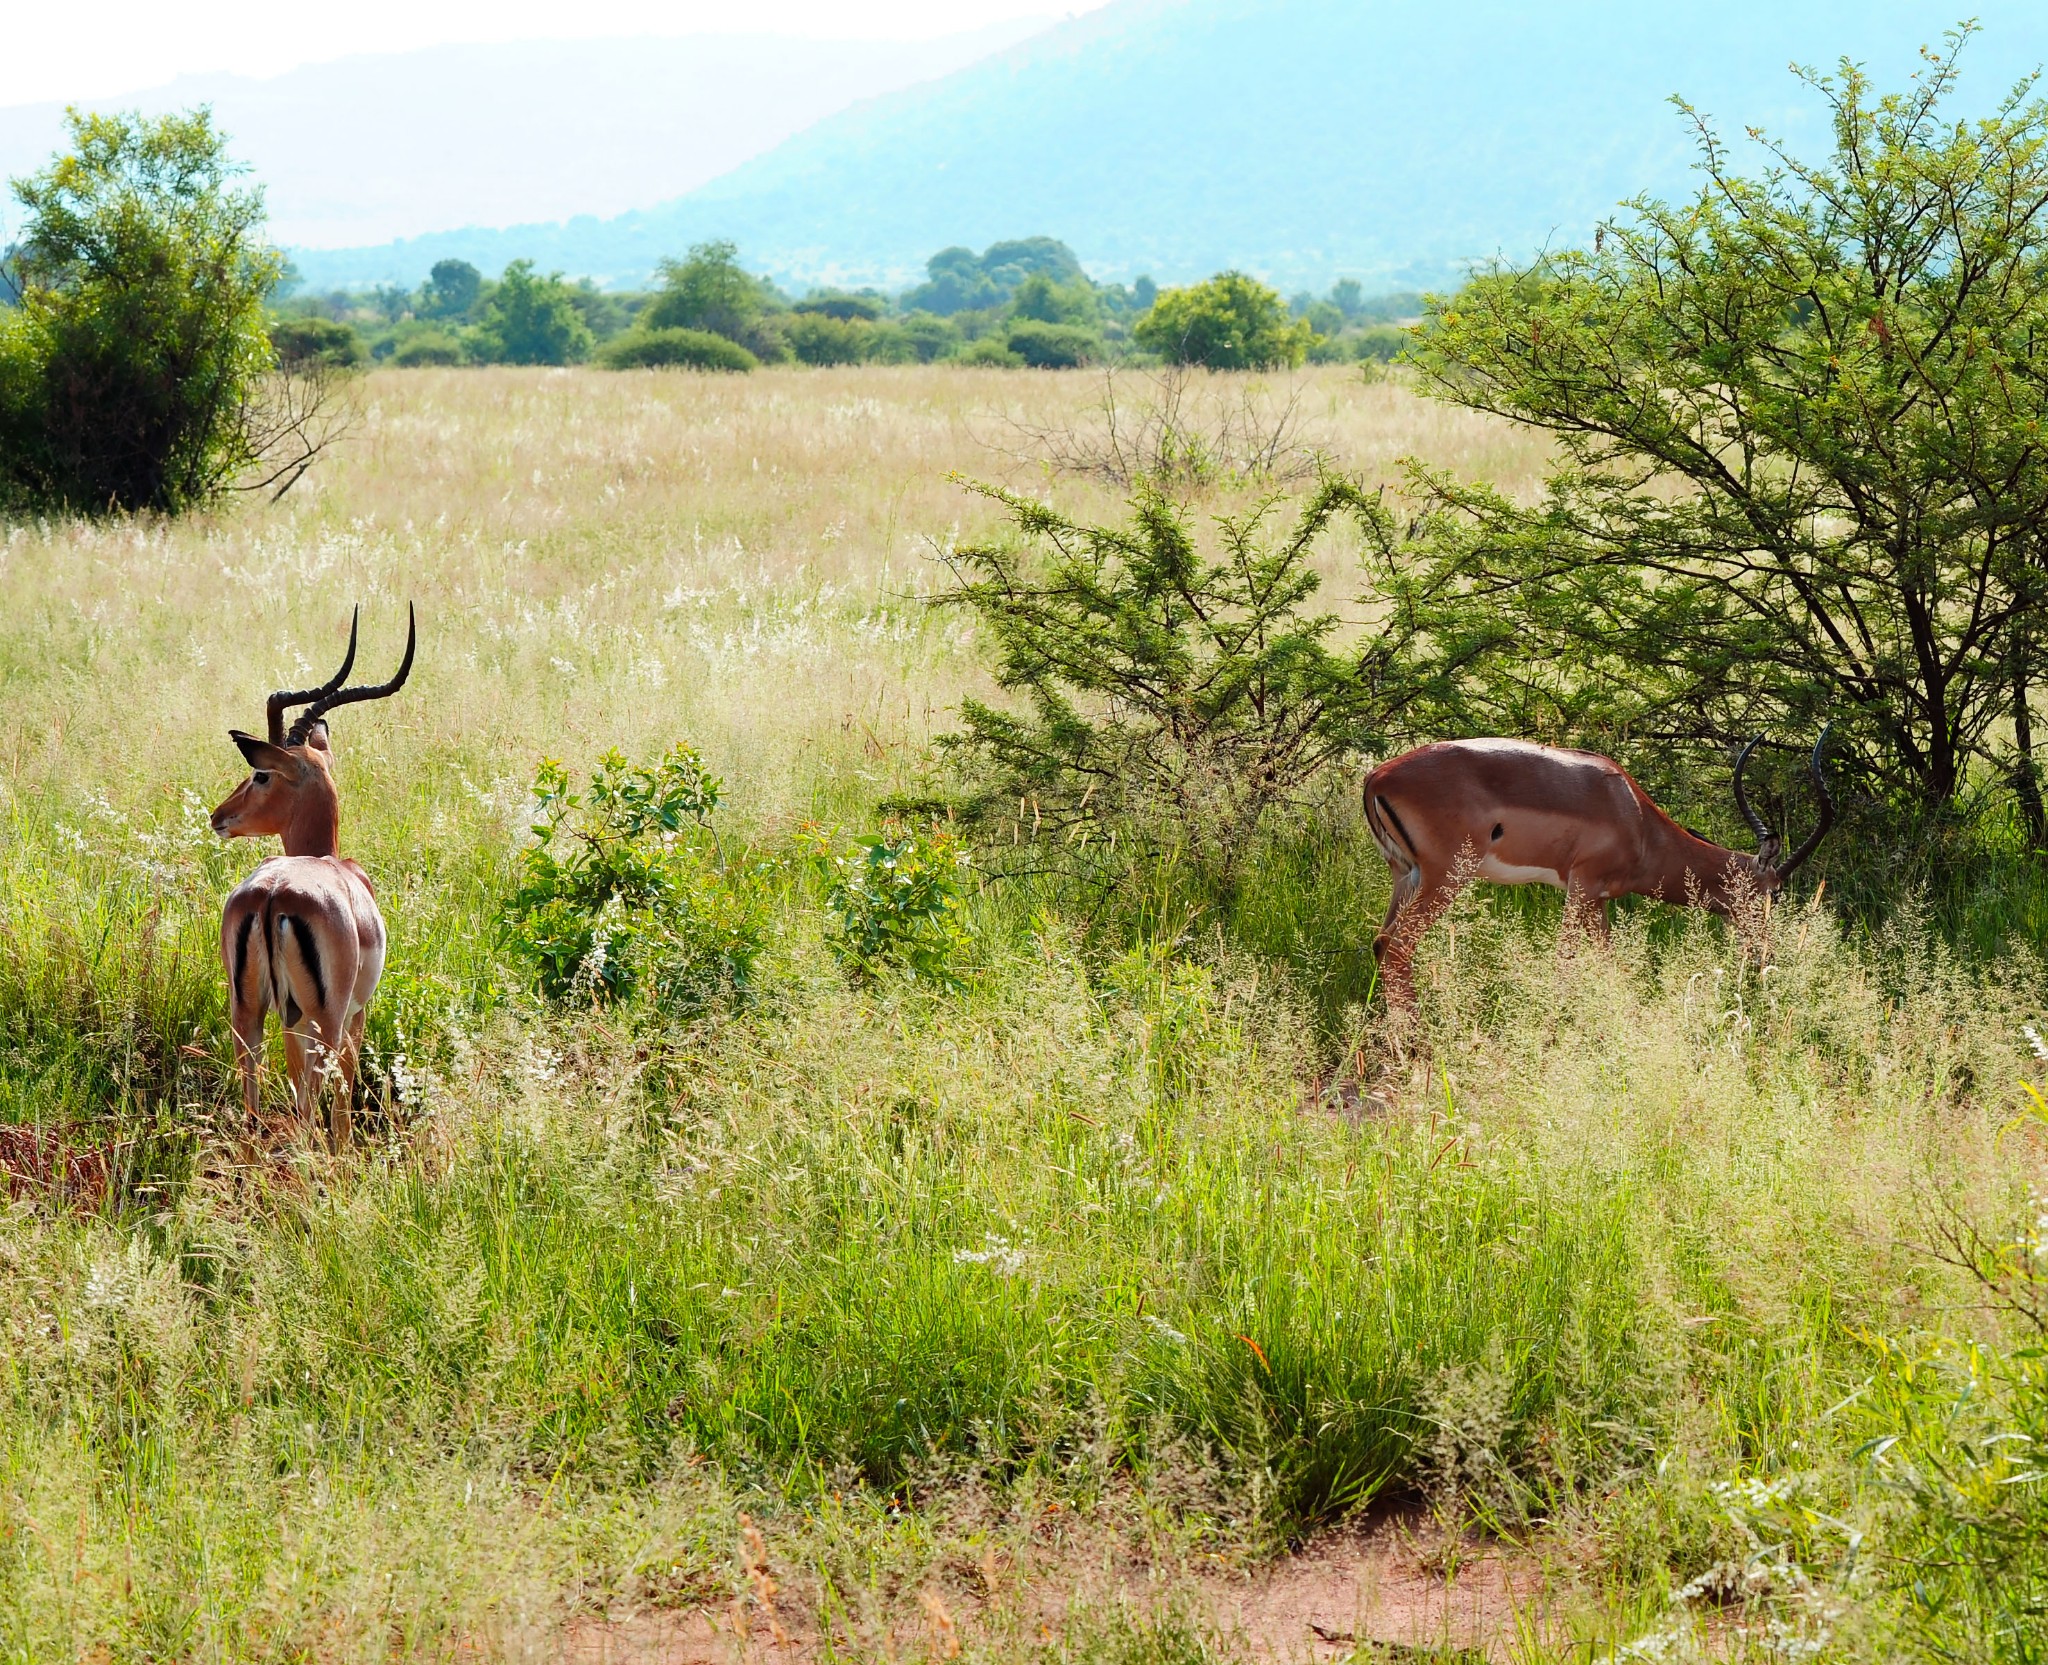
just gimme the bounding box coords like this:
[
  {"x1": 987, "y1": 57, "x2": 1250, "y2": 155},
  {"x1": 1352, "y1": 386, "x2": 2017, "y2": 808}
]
[
  {"x1": 1365, "y1": 731, "x2": 1834, "y2": 1009},
  {"x1": 211, "y1": 607, "x2": 415, "y2": 1141}
]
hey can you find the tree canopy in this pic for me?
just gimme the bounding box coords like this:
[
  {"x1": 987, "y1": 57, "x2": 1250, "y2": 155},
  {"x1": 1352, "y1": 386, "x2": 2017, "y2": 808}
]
[
  {"x1": 0, "y1": 108, "x2": 290, "y2": 513},
  {"x1": 1406, "y1": 33, "x2": 2048, "y2": 834},
  {"x1": 642, "y1": 240, "x2": 789, "y2": 361},
  {"x1": 471, "y1": 260, "x2": 592, "y2": 366},
  {"x1": 1134, "y1": 272, "x2": 1312, "y2": 370}
]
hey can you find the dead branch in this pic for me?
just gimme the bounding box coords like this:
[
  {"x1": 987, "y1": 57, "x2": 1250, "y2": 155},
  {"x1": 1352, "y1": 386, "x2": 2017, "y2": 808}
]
[
  {"x1": 233, "y1": 358, "x2": 359, "y2": 503},
  {"x1": 982, "y1": 364, "x2": 1325, "y2": 492}
]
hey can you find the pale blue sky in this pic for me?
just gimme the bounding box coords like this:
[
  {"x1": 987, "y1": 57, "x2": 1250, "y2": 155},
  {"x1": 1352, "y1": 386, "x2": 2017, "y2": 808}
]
[{"x1": 4, "y1": 0, "x2": 1108, "y2": 107}]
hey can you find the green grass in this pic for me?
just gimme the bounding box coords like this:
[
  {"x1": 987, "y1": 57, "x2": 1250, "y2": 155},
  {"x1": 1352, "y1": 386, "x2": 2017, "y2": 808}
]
[{"x1": 2, "y1": 368, "x2": 2048, "y2": 1661}]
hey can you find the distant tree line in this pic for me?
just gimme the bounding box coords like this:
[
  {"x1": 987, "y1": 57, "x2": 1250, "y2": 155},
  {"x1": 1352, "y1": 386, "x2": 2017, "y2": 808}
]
[{"x1": 273, "y1": 237, "x2": 1421, "y2": 374}]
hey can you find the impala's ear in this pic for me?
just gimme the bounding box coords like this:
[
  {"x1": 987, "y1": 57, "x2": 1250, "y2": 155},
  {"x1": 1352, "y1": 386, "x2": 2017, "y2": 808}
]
[
  {"x1": 1757, "y1": 833, "x2": 1785, "y2": 868},
  {"x1": 230, "y1": 730, "x2": 298, "y2": 775},
  {"x1": 300, "y1": 719, "x2": 333, "y2": 756}
]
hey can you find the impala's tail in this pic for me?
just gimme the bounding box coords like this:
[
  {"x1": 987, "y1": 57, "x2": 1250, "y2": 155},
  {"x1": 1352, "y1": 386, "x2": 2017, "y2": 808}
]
[{"x1": 264, "y1": 900, "x2": 333, "y2": 1032}]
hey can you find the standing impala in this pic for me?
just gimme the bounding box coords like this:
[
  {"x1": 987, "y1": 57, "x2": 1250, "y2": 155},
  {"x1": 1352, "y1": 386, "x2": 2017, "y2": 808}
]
[
  {"x1": 211, "y1": 606, "x2": 415, "y2": 1142},
  {"x1": 1365, "y1": 732, "x2": 1834, "y2": 1009}
]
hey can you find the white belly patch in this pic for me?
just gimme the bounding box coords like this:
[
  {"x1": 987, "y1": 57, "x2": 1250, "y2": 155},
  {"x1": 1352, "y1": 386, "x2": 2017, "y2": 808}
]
[{"x1": 1478, "y1": 854, "x2": 1565, "y2": 888}]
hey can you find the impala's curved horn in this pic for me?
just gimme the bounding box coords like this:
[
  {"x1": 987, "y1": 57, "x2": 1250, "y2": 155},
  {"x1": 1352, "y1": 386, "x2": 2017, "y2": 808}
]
[
  {"x1": 1773, "y1": 725, "x2": 1837, "y2": 883},
  {"x1": 284, "y1": 603, "x2": 416, "y2": 745},
  {"x1": 264, "y1": 607, "x2": 359, "y2": 744},
  {"x1": 1731, "y1": 733, "x2": 1773, "y2": 848}
]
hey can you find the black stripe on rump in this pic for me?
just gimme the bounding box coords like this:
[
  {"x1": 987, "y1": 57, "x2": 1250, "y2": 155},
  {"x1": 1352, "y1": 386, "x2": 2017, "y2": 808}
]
[
  {"x1": 233, "y1": 913, "x2": 256, "y2": 1004},
  {"x1": 285, "y1": 915, "x2": 328, "y2": 1012},
  {"x1": 1375, "y1": 794, "x2": 1421, "y2": 861}
]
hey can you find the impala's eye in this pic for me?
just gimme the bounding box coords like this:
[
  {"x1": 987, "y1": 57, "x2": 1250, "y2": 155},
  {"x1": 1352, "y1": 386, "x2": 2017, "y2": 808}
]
[{"x1": 252, "y1": 771, "x2": 270, "y2": 785}]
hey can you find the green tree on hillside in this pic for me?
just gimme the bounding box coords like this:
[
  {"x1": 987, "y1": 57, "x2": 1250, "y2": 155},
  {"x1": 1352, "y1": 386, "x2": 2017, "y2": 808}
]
[
  {"x1": 470, "y1": 260, "x2": 592, "y2": 365},
  {"x1": 1135, "y1": 272, "x2": 1311, "y2": 370},
  {"x1": 0, "y1": 107, "x2": 296, "y2": 512},
  {"x1": 1012, "y1": 271, "x2": 1101, "y2": 329},
  {"x1": 420, "y1": 258, "x2": 483, "y2": 319},
  {"x1": 1408, "y1": 35, "x2": 2048, "y2": 834},
  {"x1": 643, "y1": 240, "x2": 787, "y2": 361},
  {"x1": 902, "y1": 238, "x2": 1087, "y2": 316}
]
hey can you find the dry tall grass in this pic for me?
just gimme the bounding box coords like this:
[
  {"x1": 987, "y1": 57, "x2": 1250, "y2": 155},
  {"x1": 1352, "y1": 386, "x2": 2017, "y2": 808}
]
[{"x1": 0, "y1": 366, "x2": 1547, "y2": 837}]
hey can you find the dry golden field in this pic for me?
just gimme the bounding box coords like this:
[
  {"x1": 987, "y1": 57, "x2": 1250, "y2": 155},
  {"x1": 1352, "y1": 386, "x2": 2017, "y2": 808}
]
[{"x1": 0, "y1": 365, "x2": 1546, "y2": 829}]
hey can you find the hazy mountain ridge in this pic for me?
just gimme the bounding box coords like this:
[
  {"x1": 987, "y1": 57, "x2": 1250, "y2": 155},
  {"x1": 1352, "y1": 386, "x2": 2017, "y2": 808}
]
[
  {"x1": 0, "y1": 25, "x2": 1048, "y2": 250},
  {"x1": 199, "y1": 1, "x2": 2048, "y2": 292}
]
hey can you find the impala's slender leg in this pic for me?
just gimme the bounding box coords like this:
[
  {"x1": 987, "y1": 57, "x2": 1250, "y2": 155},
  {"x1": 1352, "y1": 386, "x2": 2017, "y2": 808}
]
[
  {"x1": 1561, "y1": 877, "x2": 1612, "y2": 946},
  {"x1": 230, "y1": 1001, "x2": 267, "y2": 1123},
  {"x1": 333, "y1": 1006, "x2": 367, "y2": 1147},
  {"x1": 1374, "y1": 862, "x2": 1466, "y2": 1013},
  {"x1": 281, "y1": 1025, "x2": 315, "y2": 1122}
]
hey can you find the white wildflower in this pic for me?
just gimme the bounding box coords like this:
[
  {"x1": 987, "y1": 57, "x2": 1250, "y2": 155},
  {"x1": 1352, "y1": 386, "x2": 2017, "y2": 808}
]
[{"x1": 953, "y1": 1234, "x2": 1026, "y2": 1277}]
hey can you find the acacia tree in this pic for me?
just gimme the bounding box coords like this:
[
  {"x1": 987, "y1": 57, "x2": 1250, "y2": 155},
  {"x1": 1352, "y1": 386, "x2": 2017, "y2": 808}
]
[
  {"x1": 1407, "y1": 35, "x2": 2048, "y2": 837},
  {"x1": 0, "y1": 108, "x2": 339, "y2": 514},
  {"x1": 932, "y1": 474, "x2": 1462, "y2": 897}
]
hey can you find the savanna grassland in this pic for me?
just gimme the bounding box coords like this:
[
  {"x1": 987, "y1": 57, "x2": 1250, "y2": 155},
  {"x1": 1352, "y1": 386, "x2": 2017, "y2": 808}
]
[{"x1": 1, "y1": 364, "x2": 2045, "y2": 1665}]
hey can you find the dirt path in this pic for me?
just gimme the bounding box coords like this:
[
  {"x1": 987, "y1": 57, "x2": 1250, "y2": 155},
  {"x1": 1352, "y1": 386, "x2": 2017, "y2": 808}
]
[{"x1": 560, "y1": 1513, "x2": 1555, "y2": 1663}]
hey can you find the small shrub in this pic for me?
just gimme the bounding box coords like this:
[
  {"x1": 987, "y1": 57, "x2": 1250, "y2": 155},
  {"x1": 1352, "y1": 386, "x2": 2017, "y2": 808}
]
[
  {"x1": 860, "y1": 322, "x2": 923, "y2": 365},
  {"x1": 822, "y1": 828, "x2": 972, "y2": 986},
  {"x1": 785, "y1": 313, "x2": 870, "y2": 367},
  {"x1": 390, "y1": 330, "x2": 465, "y2": 368},
  {"x1": 269, "y1": 315, "x2": 363, "y2": 369},
  {"x1": 897, "y1": 311, "x2": 962, "y2": 362},
  {"x1": 598, "y1": 327, "x2": 758, "y2": 372},
  {"x1": 936, "y1": 474, "x2": 1435, "y2": 900},
  {"x1": 499, "y1": 744, "x2": 763, "y2": 1016},
  {"x1": 1006, "y1": 319, "x2": 1101, "y2": 368},
  {"x1": 1134, "y1": 271, "x2": 1312, "y2": 370},
  {"x1": 957, "y1": 336, "x2": 1023, "y2": 368}
]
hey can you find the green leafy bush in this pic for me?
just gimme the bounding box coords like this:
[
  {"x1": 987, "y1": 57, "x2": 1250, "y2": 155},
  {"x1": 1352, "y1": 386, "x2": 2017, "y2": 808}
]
[
  {"x1": 1134, "y1": 271, "x2": 1312, "y2": 370},
  {"x1": 499, "y1": 744, "x2": 763, "y2": 1015},
  {"x1": 469, "y1": 259, "x2": 592, "y2": 366},
  {"x1": 957, "y1": 336, "x2": 1023, "y2": 367},
  {"x1": 1006, "y1": 319, "x2": 1101, "y2": 368},
  {"x1": 0, "y1": 109, "x2": 291, "y2": 512},
  {"x1": 895, "y1": 311, "x2": 963, "y2": 362},
  {"x1": 822, "y1": 827, "x2": 972, "y2": 986},
  {"x1": 597, "y1": 327, "x2": 757, "y2": 372},
  {"x1": 935, "y1": 474, "x2": 1440, "y2": 898},
  {"x1": 268, "y1": 315, "x2": 363, "y2": 369},
  {"x1": 641, "y1": 239, "x2": 790, "y2": 362},
  {"x1": 784, "y1": 312, "x2": 870, "y2": 367},
  {"x1": 390, "y1": 330, "x2": 466, "y2": 368}
]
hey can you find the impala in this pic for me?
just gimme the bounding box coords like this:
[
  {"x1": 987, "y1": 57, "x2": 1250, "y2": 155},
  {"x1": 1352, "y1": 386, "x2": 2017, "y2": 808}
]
[
  {"x1": 1364, "y1": 731, "x2": 1834, "y2": 1009},
  {"x1": 211, "y1": 606, "x2": 416, "y2": 1142}
]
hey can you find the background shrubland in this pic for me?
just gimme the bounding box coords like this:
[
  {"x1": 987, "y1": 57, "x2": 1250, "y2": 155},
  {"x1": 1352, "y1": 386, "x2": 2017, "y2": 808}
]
[{"x1": 273, "y1": 236, "x2": 1416, "y2": 376}]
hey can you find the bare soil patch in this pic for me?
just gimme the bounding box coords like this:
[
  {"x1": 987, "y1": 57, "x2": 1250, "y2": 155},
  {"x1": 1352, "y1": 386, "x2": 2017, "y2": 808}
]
[{"x1": 560, "y1": 1511, "x2": 1555, "y2": 1663}]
